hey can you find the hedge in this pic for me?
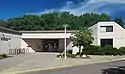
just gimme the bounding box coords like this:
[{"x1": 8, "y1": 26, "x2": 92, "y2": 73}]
[
  {"x1": 118, "y1": 47, "x2": 125, "y2": 55},
  {"x1": 83, "y1": 45, "x2": 125, "y2": 55}
]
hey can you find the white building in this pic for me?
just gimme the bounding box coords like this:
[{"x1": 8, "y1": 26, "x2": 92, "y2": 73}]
[
  {"x1": 21, "y1": 30, "x2": 73, "y2": 53},
  {"x1": 0, "y1": 27, "x2": 22, "y2": 54},
  {"x1": 21, "y1": 22, "x2": 125, "y2": 54},
  {"x1": 0, "y1": 21, "x2": 125, "y2": 54},
  {"x1": 90, "y1": 22, "x2": 125, "y2": 48}
]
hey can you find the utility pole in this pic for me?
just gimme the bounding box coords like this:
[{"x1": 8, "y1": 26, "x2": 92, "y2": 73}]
[{"x1": 63, "y1": 24, "x2": 68, "y2": 60}]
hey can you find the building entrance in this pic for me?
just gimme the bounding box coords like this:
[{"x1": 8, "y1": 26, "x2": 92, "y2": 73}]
[{"x1": 42, "y1": 39, "x2": 59, "y2": 52}]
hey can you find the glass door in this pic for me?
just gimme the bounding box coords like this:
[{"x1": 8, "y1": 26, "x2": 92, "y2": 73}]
[{"x1": 42, "y1": 39, "x2": 59, "y2": 52}]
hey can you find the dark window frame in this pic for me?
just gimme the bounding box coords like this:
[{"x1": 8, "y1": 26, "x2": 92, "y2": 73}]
[
  {"x1": 100, "y1": 26, "x2": 113, "y2": 32},
  {"x1": 100, "y1": 39, "x2": 113, "y2": 47}
]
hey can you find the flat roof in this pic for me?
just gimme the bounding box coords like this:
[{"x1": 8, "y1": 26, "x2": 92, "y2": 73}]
[
  {"x1": 20, "y1": 30, "x2": 75, "y2": 33},
  {"x1": 19, "y1": 22, "x2": 119, "y2": 33},
  {"x1": 0, "y1": 26, "x2": 22, "y2": 35}
]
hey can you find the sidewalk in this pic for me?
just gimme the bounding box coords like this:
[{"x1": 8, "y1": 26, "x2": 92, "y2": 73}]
[{"x1": 0, "y1": 53, "x2": 125, "y2": 74}]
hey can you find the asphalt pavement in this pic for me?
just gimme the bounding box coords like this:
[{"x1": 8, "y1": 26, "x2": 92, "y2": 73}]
[
  {"x1": 21, "y1": 60, "x2": 125, "y2": 74},
  {"x1": 0, "y1": 53, "x2": 125, "y2": 74}
]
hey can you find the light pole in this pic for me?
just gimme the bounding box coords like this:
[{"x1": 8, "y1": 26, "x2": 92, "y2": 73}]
[{"x1": 63, "y1": 24, "x2": 68, "y2": 60}]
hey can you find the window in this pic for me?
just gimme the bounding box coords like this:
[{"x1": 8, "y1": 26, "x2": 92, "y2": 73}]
[
  {"x1": 106, "y1": 26, "x2": 113, "y2": 32},
  {"x1": 100, "y1": 26, "x2": 113, "y2": 32},
  {"x1": 100, "y1": 39, "x2": 113, "y2": 47}
]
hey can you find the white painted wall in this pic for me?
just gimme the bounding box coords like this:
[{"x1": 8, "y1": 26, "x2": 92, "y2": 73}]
[
  {"x1": 72, "y1": 46, "x2": 79, "y2": 54},
  {"x1": 95, "y1": 22, "x2": 125, "y2": 48},
  {"x1": 72, "y1": 22, "x2": 125, "y2": 54},
  {"x1": 21, "y1": 39, "x2": 37, "y2": 53},
  {"x1": 22, "y1": 32, "x2": 71, "y2": 39},
  {"x1": 89, "y1": 23, "x2": 98, "y2": 45},
  {"x1": 0, "y1": 32, "x2": 21, "y2": 54}
]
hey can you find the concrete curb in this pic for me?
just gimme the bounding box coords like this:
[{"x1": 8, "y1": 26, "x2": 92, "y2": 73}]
[
  {"x1": 2, "y1": 58, "x2": 125, "y2": 74},
  {"x1": 1, "y1": 65, "x2": 74, "y2": 74},
  {"x1": 93, "y1": 57, "x2": 125, "y2": 64}
]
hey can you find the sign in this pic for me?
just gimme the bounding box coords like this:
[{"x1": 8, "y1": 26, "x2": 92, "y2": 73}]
[
  {"x1": 1, "y1": 37, "x2": 11, "y2": 41},
  {"x1": 1, "y1": 33, "x2": 11, "y2": 41}
]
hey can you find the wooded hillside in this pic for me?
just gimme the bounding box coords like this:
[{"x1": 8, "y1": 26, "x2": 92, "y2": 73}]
[{"x1": 0, "y1": 12, "x2": 124, "y2": 30}]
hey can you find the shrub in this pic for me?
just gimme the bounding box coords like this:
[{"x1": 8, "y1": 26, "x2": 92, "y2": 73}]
[
  {"x1": 83, "y1": 45, "x2": 102, "y2": 55},
  {"x1": 119, "y1": 47, "x2": 125, "y2": 55},
  {"x1": 67, "y1": 50, "x2": 72, "y2": 54},
  {"x1": 66, "y1": 52, "x2": 76, "y2": 58},
  {"x1": 0, "y1": 55, "x2": 2, "y2": 59},
  {"x1": 76, "y1": 52, "x2": 80, "y2": 55},
  {"x1": 1, "y1": 54, "x2": 7, "y2": 58},
  {"x1": 83, "y1": 45, "x2": 119, "y2": 55},
  {"x1": 101, "y1": 46, "x2": 118, "y2": 55},
  {"x1": 57, "y1": 52, "x2": 76, "y2": 58}
]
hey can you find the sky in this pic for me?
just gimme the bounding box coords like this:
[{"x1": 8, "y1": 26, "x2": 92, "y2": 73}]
[{"x1": 0, "y1": 0, "x2": 125, "y2": 21}]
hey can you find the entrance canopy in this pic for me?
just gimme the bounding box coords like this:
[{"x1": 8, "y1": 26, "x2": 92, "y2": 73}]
[
  {"x1": 21, "y1": 30, "x2": 74, "y2": 53},
  {"x1": 21, "y1": 30, "x2": 74, "y2": 39}
]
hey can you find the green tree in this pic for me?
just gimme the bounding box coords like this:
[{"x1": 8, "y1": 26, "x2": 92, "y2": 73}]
[
  {"x1": 70, "y1": 28, "x2": 94, "y2": 56},
  {"x1": 114, "y1": 16, "x2": 124, "y2": 28},
  {"x1": 0, "y1": 20, "x2": 7, "y2": 27},
  {"x1": 4, "y1": 12, "x2": 111, "y2": 30},
  {"x1": 99, "y1": 13, "x2": 110, "y2": 21}
]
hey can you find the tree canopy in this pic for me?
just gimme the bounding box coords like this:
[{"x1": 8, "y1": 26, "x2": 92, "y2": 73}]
[
  {"x1": 0, "y1": 12, "x2": 124, "y2": 30},
  {"x1": 114, "y1": 16, "x2": 124, "y2": 28},
  {"x1": 70, "y1": 28, "x2": 94, "y2": 55}
]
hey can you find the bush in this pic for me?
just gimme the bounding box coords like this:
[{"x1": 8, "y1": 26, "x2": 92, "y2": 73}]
[
  {"x1": 83, "y1": 45, "x2": 102, "y2": 55},
  {"x1": 1, "y1": 54, "x2": 7, "y2": 58},
  {"x1": 0, "y1": 54, "x2": 7, "y2": 59},
  {"x1": 67, "y1": 50, "x2": 72, "y2": 54},
  {"x1": 101, "y1": 46, "x2": 118, "y2": 55},
  {"x1": 83, "y1": 45, "x2": 119, "y2": 55},
  {"x1": 119, "y1": 47, "x2": 125, "y2": 55},
  {"x1": 66, "y1": 52, "x2": 76, "y2": 58},
  {"x1": 57, "y1": 52, "x2": 76, "y2": 58},
  {"x1": 0, "y1": 55, "x2": 2, "y2": 59}
]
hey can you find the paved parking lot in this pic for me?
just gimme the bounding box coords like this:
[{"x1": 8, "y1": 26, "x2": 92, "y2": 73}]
[
  {"x1": 0, "y1": 53, "x2": 57, "y2": 71},
  {"x1": 0, "y1": 53, "x2": 125, "y2": 74}
]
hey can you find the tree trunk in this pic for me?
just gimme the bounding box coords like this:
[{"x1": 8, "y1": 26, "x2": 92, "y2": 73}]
[{"x1": 79, "y1": 46, "x2": 81, "y2": 56}]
